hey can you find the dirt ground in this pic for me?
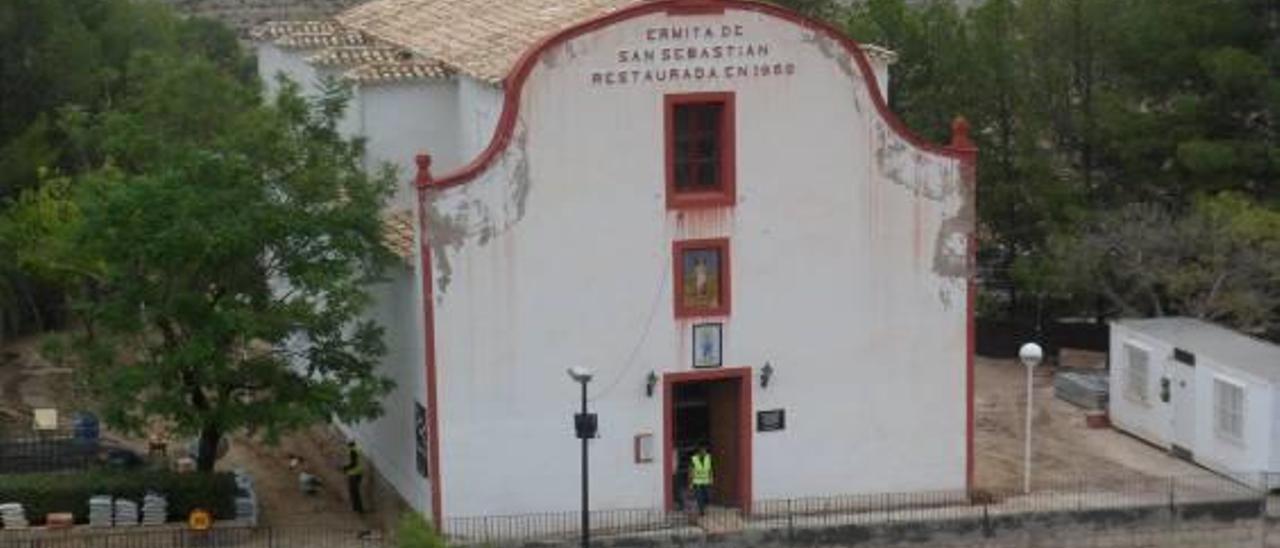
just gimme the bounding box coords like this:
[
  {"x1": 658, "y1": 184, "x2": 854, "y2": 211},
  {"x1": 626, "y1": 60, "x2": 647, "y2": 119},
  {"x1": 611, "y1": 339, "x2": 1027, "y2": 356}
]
[
  {"x1": 0, "y1": 336, "x2": 394, "y2": 533},
  {"x1": 973, "y1": 353, "x2": 1205, "y2": 492}
]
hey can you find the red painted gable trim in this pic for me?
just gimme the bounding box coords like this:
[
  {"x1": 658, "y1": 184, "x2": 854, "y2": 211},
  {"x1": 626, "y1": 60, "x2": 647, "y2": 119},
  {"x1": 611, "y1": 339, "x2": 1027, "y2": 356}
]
[
  {"x1": 946, "y1": 118, "x2": 978, "y2": 494},
  {"x1": 419, "y1": 0, "x2": 971, "y2": 191},
  {"x1": 414, "y1": 155, "x2": 445, "y2": 528}
]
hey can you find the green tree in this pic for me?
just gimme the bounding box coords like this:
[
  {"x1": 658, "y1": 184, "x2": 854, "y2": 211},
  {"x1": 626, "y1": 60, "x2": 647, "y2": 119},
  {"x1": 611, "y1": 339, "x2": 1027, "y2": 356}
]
[
  {"x1": 1042, "y1": 193, "x2": 1280, "y2": 333},
  {"x1": 0, "y1": 0, "x2": 250, "y2": 335},
  {"x1": 7, "y1": 53, "x2": 396, "y2": 471}
]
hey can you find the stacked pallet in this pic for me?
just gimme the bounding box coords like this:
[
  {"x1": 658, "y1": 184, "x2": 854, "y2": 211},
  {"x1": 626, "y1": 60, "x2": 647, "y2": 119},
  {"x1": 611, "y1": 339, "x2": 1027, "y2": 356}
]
[
  {"x1": 0, "y1": 503, "x2": 28, "y2": 529},
  {"x1": 113, "y1": 498, "x2": 139, "y2": 527},
  {"x1": 142, "y1": 493, "x2": 168, "y2": 526},
  {"x1": 1054, "y1": 370, "x2": 1110, "y2": 410},
  {"x1": 88, "y1": 496, "x2": 113, "y2": 527},
  {"x1": 234, "y1": 470, "x2": 259, "y2": 526}
]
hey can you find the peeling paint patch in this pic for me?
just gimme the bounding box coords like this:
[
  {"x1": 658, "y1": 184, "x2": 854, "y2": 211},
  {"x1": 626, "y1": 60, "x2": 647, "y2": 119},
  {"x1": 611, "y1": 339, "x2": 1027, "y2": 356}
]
[
  {"x1": 426, "y1": 194, "x2": 469, "y2": 296},
  {"x1": 931, "y1": 185, "x2": 976, "y2": 281},
  {"x1": 425, "y1": 121, "x2": 535, "y2": 298},
  {"x1": 873, "y1": 120, "x2": 955, "y2": 203},
  {"x1": 802, "y1": 30, "x2": 858, "y2": 82}
]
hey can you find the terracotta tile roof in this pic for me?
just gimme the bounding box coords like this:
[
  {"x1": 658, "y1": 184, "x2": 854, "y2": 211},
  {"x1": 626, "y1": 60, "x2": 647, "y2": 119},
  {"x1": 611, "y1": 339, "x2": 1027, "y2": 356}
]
[
  {"x1": 308, "y1": 45, "x2": 411, "y2": 67},
  {"x1": 336, "y1": 0, "x2": 640, "y2": 83},
  {"x1": 276, "y1": 31, "x2": 370, "y2": 49},
  {"x1": 345, "y1": 61, "x2": 454, "y2": 84},
  {"x1": 862, "y1": 44, "x2": 899, "y2": 65},
  {"x1": 248, "y1": 20, "x2": 343, "y2": 41},
  {"x1": 381, "y1": 210, "x2": 416, "y2": 262}
]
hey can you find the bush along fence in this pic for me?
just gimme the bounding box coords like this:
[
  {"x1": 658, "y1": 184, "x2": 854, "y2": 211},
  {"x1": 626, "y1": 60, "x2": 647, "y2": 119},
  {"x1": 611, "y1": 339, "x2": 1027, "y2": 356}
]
[
  {"x1": 0, "y1": 470, "x2": 239, "y2": 526},
  {"x1": 441, "y1": 472, "x2": 1267, "y2": 546}
]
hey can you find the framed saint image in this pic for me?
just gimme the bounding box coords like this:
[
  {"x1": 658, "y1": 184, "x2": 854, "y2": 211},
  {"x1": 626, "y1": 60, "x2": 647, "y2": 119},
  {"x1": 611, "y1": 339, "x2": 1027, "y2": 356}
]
[
  {"x1": 673, "y1": 238, "x2": 731, "y2": 317},
  {"x1": 692, "y1": 323, "x2": 723, "y2": 368}
]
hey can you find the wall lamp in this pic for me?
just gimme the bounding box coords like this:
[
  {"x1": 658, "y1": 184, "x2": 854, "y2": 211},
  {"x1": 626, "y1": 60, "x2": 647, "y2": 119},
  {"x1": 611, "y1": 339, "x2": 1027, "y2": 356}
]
[
  {"x1": 645, "y1": 371, "x2": 658, "y2": 398},
  {"x1": 760, "y1": 362, "x2": 774, "y2": 389}
]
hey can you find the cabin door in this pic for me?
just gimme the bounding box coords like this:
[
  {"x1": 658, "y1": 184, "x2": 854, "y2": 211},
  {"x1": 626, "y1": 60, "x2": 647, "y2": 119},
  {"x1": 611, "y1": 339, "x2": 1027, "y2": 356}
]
[{"x1": 1168, "y1": 359, "x2": 1196, "y2": 459}]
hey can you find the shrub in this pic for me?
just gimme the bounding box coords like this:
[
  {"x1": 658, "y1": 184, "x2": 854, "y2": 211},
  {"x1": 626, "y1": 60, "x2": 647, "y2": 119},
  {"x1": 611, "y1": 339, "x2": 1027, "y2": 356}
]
[
  {"x1": 0, "y1": 470, "x2": 238, "y2": 524},
  {"x1": 397, "y1": 512, "x2": 446, "y2": 548}
]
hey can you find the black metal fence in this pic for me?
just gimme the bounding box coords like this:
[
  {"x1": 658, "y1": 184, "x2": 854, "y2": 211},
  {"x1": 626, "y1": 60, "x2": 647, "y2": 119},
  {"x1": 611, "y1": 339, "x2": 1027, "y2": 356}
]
[
  {"x1": 0, "y1": 433, "x2": 97, "y2": 475},
  {"x1": 442, "y1": 472, "x2": 1266, "y2": 544},
  {"x1": 0, "y1": 473, "x2": 1272, "y2": 548},
  {"x1": 0, "y1": 526, "x2": 387, "y2": 548}
]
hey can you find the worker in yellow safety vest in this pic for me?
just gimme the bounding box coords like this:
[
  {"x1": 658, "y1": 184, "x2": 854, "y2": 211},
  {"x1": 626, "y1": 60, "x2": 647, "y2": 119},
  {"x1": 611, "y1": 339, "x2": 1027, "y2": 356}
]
[
  {"x1": 689, "y1": 445, "x2": 713, "y2": 516},
  {"x1": 343, "y1": 441, "x2": 365, "y2": 514}
]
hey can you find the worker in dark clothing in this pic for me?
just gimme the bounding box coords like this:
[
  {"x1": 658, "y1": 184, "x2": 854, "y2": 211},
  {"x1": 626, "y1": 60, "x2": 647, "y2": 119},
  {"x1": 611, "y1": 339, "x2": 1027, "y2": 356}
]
[{"x1": 343, "y1": 440, "x2": 365, "y2": 514}]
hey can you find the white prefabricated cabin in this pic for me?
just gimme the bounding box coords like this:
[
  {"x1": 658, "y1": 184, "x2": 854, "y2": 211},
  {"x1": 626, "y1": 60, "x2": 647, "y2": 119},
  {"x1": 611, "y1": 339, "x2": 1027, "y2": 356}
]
[
  {"x1": 252, "y1": 0, "x2": 977, "y2": 528},
  {"x1": 1110, "y1": 318, "x2": 1280, "y2": 484}
]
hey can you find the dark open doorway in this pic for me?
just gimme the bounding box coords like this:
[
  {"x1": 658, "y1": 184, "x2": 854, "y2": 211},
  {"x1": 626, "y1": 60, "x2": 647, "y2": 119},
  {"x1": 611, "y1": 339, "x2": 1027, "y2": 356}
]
[{"x1": 663, "y1": 368, "x2": 752, "y2": 512}]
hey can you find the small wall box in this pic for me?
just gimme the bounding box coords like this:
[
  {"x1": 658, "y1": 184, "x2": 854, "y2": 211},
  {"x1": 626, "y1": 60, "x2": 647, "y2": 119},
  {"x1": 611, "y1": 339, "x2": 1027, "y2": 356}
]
[{"x1": 634, "y1": 433, "x2": 654, "y2": 463}]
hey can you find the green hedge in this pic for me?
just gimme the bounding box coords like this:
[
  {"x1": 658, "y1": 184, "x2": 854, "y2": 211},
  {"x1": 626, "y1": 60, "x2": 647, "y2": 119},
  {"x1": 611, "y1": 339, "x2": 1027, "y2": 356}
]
[{"x1": 0, "y1": 470, "x2": 238, "y2": 525}]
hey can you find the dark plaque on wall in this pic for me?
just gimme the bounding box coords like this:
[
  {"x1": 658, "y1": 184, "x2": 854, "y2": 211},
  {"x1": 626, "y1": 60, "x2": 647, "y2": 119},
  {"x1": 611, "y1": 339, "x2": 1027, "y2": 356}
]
[
  {"x1": 415, "y1": 402, "x2": 429, "y2": 478},
  {"x1": 1173, "y1": 348, "x2": 1196, "y2": 366},
  {"x1": 757, "y1": 409, "x2": 786, "y2": 432}
]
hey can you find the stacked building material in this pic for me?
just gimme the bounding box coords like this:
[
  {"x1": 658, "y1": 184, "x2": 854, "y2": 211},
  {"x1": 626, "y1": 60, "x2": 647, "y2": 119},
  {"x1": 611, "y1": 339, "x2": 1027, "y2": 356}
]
[
  {"x1": 141, "y1": 493, "x2": 168, "y2": 526},
  {"x1": 113, "y1": 498, "x2": 139, "y2": 526},
  {"x1": 0, "y1": 503, "x2": 28, "y2": 529},
  {"x1": 88, "y1": 496, "x2": 114, "y2": 527},
  {"x1": 233, "y1": 469, "x2": 259, "y2": 526},
  {"x1": 1054, "y1": 370, "x2": 1110, "y2": 410}
]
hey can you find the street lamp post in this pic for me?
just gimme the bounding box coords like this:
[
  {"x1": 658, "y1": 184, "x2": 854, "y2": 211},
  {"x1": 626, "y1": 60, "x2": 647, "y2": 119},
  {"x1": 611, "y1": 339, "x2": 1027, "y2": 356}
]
[
  {"x1": 1019, "y1": 342, "x2": 1043, "y2": 494},
  {"x1": 567, "y1": 367, "x2": 595, "y2": 548}
]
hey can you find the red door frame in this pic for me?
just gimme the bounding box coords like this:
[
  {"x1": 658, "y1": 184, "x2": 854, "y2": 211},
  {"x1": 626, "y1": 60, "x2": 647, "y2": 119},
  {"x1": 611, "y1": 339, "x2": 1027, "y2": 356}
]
[{"x1": 662, "y1": 367, "x2": 753, "y2": 513}]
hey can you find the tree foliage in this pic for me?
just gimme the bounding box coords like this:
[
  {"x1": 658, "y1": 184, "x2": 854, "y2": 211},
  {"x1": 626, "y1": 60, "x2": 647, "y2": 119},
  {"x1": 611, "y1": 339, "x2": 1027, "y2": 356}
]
[
  {"x1": 1043, "y1": 194, "x2": 1280, "y2": 332},
  {"x1": 829, "y1": 0, "x2": 1280, "y2": 334},
  {"x1": 1, "y1": 2, "x2": 396, "y2": 471},
  {"x1": 0, "y1": 0, "x2": 251, "y2": 335}
]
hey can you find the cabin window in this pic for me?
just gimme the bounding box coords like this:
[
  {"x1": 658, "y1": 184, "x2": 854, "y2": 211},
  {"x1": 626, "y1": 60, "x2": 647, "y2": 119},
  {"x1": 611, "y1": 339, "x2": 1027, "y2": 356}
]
[
  {"x1": 665, "y1": 93, "x2": 736, "y2": 208},
  {"x1": 1214, "y1": 378, "x2": 1245, "y2": 444},
  {"x1": 1124, "y1": 344, "x2": 1149, "y2": 403}
]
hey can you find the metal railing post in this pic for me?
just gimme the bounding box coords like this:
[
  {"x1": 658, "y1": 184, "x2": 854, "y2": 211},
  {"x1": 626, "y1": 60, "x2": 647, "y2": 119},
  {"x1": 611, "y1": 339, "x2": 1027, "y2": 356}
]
[{"x1": 786, "y1": 499, "x2": 794, "y2": 541}]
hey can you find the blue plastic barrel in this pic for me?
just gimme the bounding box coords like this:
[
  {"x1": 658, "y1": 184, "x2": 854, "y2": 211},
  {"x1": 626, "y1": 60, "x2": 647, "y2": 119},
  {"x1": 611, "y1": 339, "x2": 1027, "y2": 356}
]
[{"x1": 71, "y1": 411, "x2": 100, "y2": 441}]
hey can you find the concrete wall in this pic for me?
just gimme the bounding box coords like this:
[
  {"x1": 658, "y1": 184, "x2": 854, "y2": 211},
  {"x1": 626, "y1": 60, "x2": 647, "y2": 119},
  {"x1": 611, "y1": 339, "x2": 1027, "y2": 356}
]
[
  {"x1": 473, "y1": 499, "x2": 1268, "y2": 548},
  {"x1": 427, "y1": 8, "x2": 971, "y2": 519}
]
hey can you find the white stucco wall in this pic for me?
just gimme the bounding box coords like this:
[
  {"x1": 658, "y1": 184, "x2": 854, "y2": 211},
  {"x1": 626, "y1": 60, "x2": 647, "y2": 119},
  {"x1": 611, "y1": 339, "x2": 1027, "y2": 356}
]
[
  {"x1": 358, "y1": 81, "x2": 464, "y2": 210},
  {"x1": 253, "y1": 41, "x2": 462, "y2": 517},
  {"x1": 425, "y1": 9, "x2": 970, "y2": 519},
  {"x1": 456, "y1": 77, "x2": 504, "y2": 161},
  {"x1": 341, "y1": 266, "x2": 433, "y2": 515}
]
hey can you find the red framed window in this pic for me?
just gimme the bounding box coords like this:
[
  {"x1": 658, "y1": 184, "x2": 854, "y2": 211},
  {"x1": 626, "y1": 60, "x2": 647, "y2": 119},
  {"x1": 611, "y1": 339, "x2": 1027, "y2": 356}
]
[
  {"x1": 673, "y1": 238, "x2": 731, "y2": 317},
  {"x1": 665, "y1": 93, "x2": 736, "y2": 209}
]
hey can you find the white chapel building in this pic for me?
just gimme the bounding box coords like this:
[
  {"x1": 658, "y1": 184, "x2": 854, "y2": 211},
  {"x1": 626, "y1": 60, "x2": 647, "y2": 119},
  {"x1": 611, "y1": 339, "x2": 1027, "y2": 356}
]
[{"x1": 252, "y1": 0, "x2": 977, "y2": 528}]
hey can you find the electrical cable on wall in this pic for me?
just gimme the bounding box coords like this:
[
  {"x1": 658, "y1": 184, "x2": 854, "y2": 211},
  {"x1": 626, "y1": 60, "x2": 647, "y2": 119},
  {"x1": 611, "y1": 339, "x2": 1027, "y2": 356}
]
[{"x1": 588, "y1": 249, "x2": 671, "y2": 402}]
